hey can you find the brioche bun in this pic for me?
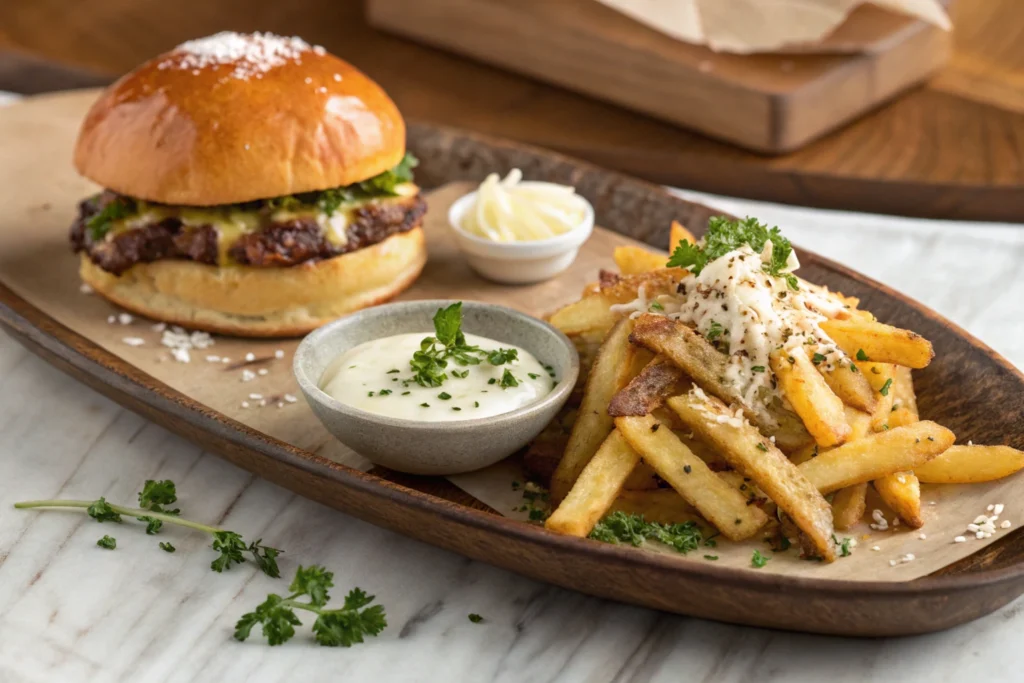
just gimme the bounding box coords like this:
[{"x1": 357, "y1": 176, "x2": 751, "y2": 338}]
[
  {"x1": 80, "y1": 227, "x2": 427, "y2": 337},
  {"x1": 71, "y1": 32, "x2": 427, "y2": 337},
  {"x1": 74, "y1": 33, "x2": 406, "y2": 206}
]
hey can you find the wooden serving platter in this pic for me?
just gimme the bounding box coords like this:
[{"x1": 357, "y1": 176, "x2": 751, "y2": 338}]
[
  {"x1": 3, "y1": 90, "x2": 1024, "y2": 636},
  {"x1": 366, "y1": 0, "x2": 952, "y2": 153}
]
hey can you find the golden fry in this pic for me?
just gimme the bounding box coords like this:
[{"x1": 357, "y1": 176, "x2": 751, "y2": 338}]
[
  {"x1": 668, "y1": 392, "x2": 836, "y2": 561},
  {"x1": 608, "y1": 356, "x2": 688, "y2": 417},
  {"x1": 548, "y1": 294, "x2": 617, "y2": 336},
  {"x1": 874, "y1": 472, "x2": 923, "y2": 528},
  {"x1": 614, "y1": 245, "x2": 668, "y2": 275},
  {"x1": 668, "y1": 221, "x2": 697, "y2": 253},
  {"x1": 551, "y1": 318, "x2": 634, "y2": 502},
  {"x1": 820, "y1": 318, "x2": 934, "y2": 369},
  {"x1": 772, "y1": 347, "x2": 851, "y2": 448},
  {"x1": 888, "y1": 366, "x2": 919, "y2": 428},
  {"x1": 546, "y1": 430, "x2": 640, "y2": 537},
  {"x1": 915, "y1": 445, "x2": 1024, "y2": 484},
  {"x1": 821, "y1": 361, "x2": 876, "y2": 413},
  {"x1": 831, "y1": 483, "x2": 868, "y2": 531},
  {"x1": 798, "y1": 421, "x2": 955, "y2": 494},
  {"x1": 623, "y1": 461, "x2": 661, "y2": 490},
  {"x1": 856, "y1": 362, "x2": 896, "y2": 432},
  {"x1": 630, "y1": 314, "x2": 812, "y2": 451},
  {"x1": 616, "y1": 414, "x2": 767, "y2": 541}
]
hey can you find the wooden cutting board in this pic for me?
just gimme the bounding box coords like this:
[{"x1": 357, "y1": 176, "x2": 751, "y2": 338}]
[{"x1": 367, "y1": 0, "x2": 951, "y2": 153}]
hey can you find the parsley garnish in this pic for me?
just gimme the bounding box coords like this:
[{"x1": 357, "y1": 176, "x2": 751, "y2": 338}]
[
  {"x1": 811, "y1": 352, "x2": 827, "y2": 365},
  {"x1": 97, "y1": 535, "x2": 116, "y2": 550},
  {"x1": 589, "y1": 512, "x2": 705, "y2": 554},
  {"x1": 706, "y1": 320, "x2": 725, "y2": 342},
  {"x1": 468, "y1": 613, "x2": 484, "y2": 624},
  {"x1": 14, "y1": 481, "x2": 281, "y2": 577},
  {"x1": 649, "y1": 300, "x2": 664, "y2": 312},
  {"x1": 667, "y1": 216, "x2": 799, "y2": 290},
  {"x1": 704, "y1": 554, "x2": 718, "y2": 561},
  {"x1": 407, "y1": 303, "x2": 521, "y2": 388},
  {"x1": 751, "y1": 549, "x2": 770, "y2": 568},
  {"x1": 880, "y1": 378, "x2": 893, "y2": 396},
  {"x1": 378, "y1": 389, "x2": 392, "y2": 396},
  {"x1": 751, "y1": 365, "x2": 766, "y2": 373},
  {"x1": 234, "y1": 565, "x2": 386, "y2": 647},
  {"x1": 499, "y1": 369, "x2": 520, "y2": 388},
  {"x1": 160, "y1": 542, "x2": 175, "y2": 553},
  {"x1": 856, "y1": 349, "x2": 869, "y2": 361},
  {"x1": 756, "y1": 443, "x2": 768, "y2": 452},
  {"x1": 437, "y1": 392, "x2": 452, "y2": 400}
]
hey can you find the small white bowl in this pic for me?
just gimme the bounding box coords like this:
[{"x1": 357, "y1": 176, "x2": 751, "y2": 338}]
[{"x1": 447, "y1": 185, "x2": 594, "y2": 285}]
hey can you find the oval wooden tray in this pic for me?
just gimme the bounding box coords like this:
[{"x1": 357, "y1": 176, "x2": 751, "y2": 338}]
[{"x1": 3, "y1": 99, "x2": 1024, "y2": 637}]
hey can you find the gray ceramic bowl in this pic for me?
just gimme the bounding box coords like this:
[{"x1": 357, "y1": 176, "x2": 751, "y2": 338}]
[{"x1": 293, "y1": 300, "x2": 579, "y2": 475}]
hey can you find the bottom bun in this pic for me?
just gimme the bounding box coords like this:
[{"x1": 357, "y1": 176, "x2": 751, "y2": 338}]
[{"x1": 81, "y1": 227, "x2": 427, "y2": 337}]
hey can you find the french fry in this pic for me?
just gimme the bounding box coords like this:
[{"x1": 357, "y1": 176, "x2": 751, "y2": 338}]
[
  {"x1": 599, "y1": 268, "x2": 688, "y2": 303},
  {"x1": 874, "y1": 472, "x2": 923, "y2": 528},
  {"x1": 616, "y1": 414, "x2": 767, "y2": 541},
  {"x1": 614, "y1": 245, "x2": 667, "y2": 275},
  {"x1": 771, "y1": 347, "x2": 851, "y2": 448},
  {"x1": 856, "y1": 362, "x2": 896, "y2": 432},
  {"x1": 831, "y1": 483, "x2": 868, "y2": 531},
  {"x1": 888, "y1": 366, "x2": 919, "y2": 428},
  {"x1": 915, "y1": 445, "x2": 1024, "y2": 484},
  {"x1": 608, "y1": 356, "x2": 688, "y2": 417},
  {"x1": 623, "y1": 461, "x2": 661, "y2": 490},
  {"x1": 789, "y1": 407, "x2": 871, "y2": 466},
  {"x1": 798, "y1": 421, "x2": 955, "y2": 493},
  {"x1": 820, "y1": 361, "x2": 876, "y2": 413},
  {"x1": 668, "y1": 392, "x2": 837, "y2": 561},
  {"x1": 621, "y1": 345, "x2": 657, "y2": 389},
  {"x1": 546, "y1": 430, "x2": 640, "y2": 537},
  {"x1": 548, "y1": 294, "x2": 617, "y2": 336},
  {"x1": 669, "y1": 220, "x2": 697, "y2": 253},
  {"x1": 609, "y1": 489, "x2": 700, "y2": 525},
  {"x1": 820, "y1": 319, "x2": 934, "y2": 369},
  {"x1": 631, "y1": 314, "x2": 813, "y2": 451},
  {"x1": 551, "y1": 318, "x2": 634, "y2": 502}
]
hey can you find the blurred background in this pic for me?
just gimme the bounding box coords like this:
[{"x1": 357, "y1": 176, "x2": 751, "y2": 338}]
[{"x1": 1, "y1": 0, "x2": 1020, "y2": 222}]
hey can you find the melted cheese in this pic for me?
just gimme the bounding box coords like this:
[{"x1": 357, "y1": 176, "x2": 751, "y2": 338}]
[{"x1": 104, "y1": 186, "x2": 416, "y2": 266}]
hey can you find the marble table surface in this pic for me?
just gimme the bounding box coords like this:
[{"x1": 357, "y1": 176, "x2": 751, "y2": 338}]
[{"x1": 3, "y1": 163, "x2": 1024, "y2": 680}]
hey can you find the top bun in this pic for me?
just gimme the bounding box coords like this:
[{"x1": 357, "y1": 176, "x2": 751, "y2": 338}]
[{"x1": 74, "y1": 32, "x2": 406, "y2": 206}]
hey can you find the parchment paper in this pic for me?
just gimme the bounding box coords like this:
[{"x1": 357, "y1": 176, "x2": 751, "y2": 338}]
[
  {"x1": 2, "y1": 90, "x2": 1022, "y2": 582},
  {"x1": 594, "y1": 0, "x2": 951, "y2": 54}
]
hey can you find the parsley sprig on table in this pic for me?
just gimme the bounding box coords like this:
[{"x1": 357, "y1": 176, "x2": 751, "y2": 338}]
[
  {"x1": 14, "y1": 480, "x2": 281, "y2": 577},
  {"x1": 667, "y1": 216, "x2": 799, "y2": 291},
  {"x1": 235, "y1": 565, "x2": 387, "y2": 647},
  {"x1": 407, "y1": 302, "x2": 520, "y2": 388},
  {"x1": 589, "y1": 512, "x2": 709, "y2": 554}
]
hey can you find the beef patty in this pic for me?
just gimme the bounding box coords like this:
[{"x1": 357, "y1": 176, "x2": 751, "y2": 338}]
[{"x1": 70, "y1": 191, "x2": 427, "y2": 275}]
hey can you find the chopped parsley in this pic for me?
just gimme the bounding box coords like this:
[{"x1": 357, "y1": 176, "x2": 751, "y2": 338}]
[
  {"x1": 499, "y1": 369, "x2": 520, "y2": 388},
  {"x1": 706, "y1": 320, "x2": 725, "y2": 342},
  {"x1": 756, "y1": 443, "x2": 768, "y2": 452},
  {"x1": 751, "y1": 365, "x2": 766, "y2": 373},
  {"x1": 667, "y1": 216, "x2": 799, "y2": 290},
  {"x1": 528, "y1": 373, "x2": 540, "y2": 379},
  {"x1": 468, "y1": 613, "x2": 484, "y2": 624},
  {"x1": 160, "y1": 542, "x2": 176, "y2": 553},
  {"x1": 406, "y1": 303, "x2": 521, "y2": 388},
  {"x1": 97, "y1": 535, "x2": 117, "y2": 550},
  {"x1": 437, "y1": 392, "x2": 452, "y2": 401},
  {"x1": 811, "y1": 352, "x2": 827, "y2": 365},
  {"x1": 378, "y1": 389, "x2": 392, "y2": 396},
  {"x1": 856, "y1": 349, "x2": 869, "y2": 361},
  {"x1": 704, "y1": 555, "x2": 719, "y2": 561},
  {"x1": 648, "y1": 300, "x2": 665, "y2": 312},
  {"x1": 589, "y1": 512, "x2": 705, "y2": 554},
  {"x1": 751, "y1": 549, "x2": 770, "y2": 568},
  {"x1": 879, "y1": 378, "x2": 893, "y2": 396}
]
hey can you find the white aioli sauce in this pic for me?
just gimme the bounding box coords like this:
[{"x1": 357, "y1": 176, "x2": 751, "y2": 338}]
[
  {"x1": 611, "y1": 243, "x2": 851, "y2": 425},
  {"x1": 319, "y1": 332, "x2": 555, "y2": 421}
]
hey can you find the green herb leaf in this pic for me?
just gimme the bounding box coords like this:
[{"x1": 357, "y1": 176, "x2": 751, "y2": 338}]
[
  {"x1": 589, "y1": 512, "x2": 705, "y2": 554},
  {"x1": 499, "y1": 369, "x2": 520, "y2": 388},
  {"x1": 138, "y1": 480, "x2": 178, "y2": 509},
  {"x1": 87, "y1": 498, "x2": 122, "y2": 524},
  {"x1": 706, "y1": 320, "x2": 725, "y2": 342},
  {"x1": 433, "y1": 302, "x2": 463, "y2": 346},
  {"x1": 811, "y1": 352, "x2": 827, "y2": 365},
  {"x1": 751, "y1": 549, "x2": 770, "y2": 568},
  {"x1": 856, "y1": 349, "x2": 869, "y2": 361},
  {"x1": 468, "y1": 613, "x2": 484, "y2": 624},
  {"x1": 86, "y1": 196, "x2": 135, "y2": 241},
  {"x1": 97, "y1": 535, "x2": 116, "y2": 550},
  {"x1": 667, "y1": 216, "x2": 796, "y2": 288},
  {"x1": 880, "y1": 378, "x2": 893, "y2": 396},
  {"x1": 160, "y1": 542, "x2": 175, "y2": 553}
]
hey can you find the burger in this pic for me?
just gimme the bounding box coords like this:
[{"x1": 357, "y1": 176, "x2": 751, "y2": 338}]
[{"x1": 69, "y1": 32, "x2": 427, "y2": 337}]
